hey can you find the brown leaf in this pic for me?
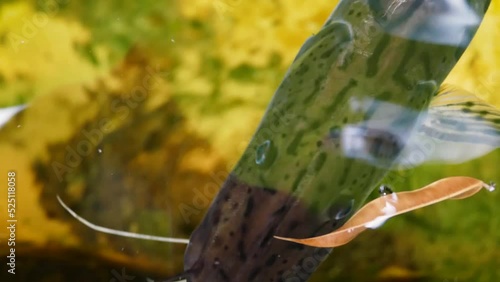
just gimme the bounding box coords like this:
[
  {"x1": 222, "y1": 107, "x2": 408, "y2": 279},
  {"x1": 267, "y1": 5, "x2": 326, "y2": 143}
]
[{"x1": 274, "y1": 176, "x2": 495, "y2": 248}]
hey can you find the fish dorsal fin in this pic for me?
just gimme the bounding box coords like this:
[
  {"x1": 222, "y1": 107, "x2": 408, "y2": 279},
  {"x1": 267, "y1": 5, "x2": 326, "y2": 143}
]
[
  {"x1": 431, "y1": 84, "x2": 495, "y2": 107},
  {"x1": 423, "y1": 84, "x2": 500, "y2": 145},
  {"x1": 396, "y1": 84, "x2": 500, "y2": 168}
]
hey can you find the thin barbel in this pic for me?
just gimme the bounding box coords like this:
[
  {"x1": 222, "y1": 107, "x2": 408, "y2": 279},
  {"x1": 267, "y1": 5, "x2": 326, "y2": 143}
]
[{"x1": 56, "y1": 195, "x2": 190, "y2": 244}]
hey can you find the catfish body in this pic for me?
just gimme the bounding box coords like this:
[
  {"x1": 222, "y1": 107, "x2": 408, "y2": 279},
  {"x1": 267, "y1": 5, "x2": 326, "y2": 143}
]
[{"x1": 167, "y1": 1, "x2": 491, "y2": 281}]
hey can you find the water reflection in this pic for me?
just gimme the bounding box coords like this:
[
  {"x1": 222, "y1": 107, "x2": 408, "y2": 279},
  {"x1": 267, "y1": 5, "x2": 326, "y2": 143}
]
[
  {"x1": 370, "y1": 0, "x2": 481, "y2": 46},
  {"x1": 330, "y1": 92, "x2": 500, "y2": 169}
]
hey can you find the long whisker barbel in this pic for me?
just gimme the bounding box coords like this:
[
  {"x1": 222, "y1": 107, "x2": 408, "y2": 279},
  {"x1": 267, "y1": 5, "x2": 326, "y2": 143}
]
[{"x1": 56, "y1": 195, "x2": 190, "y2": 244}]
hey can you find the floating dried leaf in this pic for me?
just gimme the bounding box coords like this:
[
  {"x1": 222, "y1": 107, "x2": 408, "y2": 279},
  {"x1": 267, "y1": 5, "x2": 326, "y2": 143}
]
[{"x1": 274, "y1": 177, "x2": 494, "y2": 248}]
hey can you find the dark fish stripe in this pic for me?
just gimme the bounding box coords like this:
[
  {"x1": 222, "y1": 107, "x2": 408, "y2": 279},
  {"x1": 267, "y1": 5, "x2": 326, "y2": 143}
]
[
  {"x1": 238, "y1": 239, "x2": 247, "y2": 261},
  {"x1": 218, "y1": 269, "x2": 230, "y2": 281},
  {"x1": 392, "y1": 41, "x2": 417, "y2": 89},
  {"x1": 320, "y1": 45, "x2": 339, "y2": 59},
  {"x1": 272, "y1": 204, "x2": 288, "y2": 216},
  {"x1": 377, "y1": 90, "x2": 393, "y2": 100},
  {"x1": 291, "y1": 36, "x2": 316, "y2": 63},
  {"x1": 291, "y1": 169, "x2": 307, "y2": 193},
  {"x1": 421, "y1": 126, "x2": 499, "y2": 145},
  {"x1": 248, "y1": 267, "x2": 262, "y2": 281},
  {"x1": 325, "y1": 79, "x2": 358, "y2": 113},
  {"x1": 366, "y1": 33, "x2": 391, "y2": 77},
  {"x1": 424, "y1": 116, "x2": 500, "y2": 132},
  {"x1": 244, "y1": 196, "x2": 255, "y2": 217},
  {"x1": 286, "y1": 130, "x2": 305, "y2": 155},
  {"x1": 337, "y1": 159, "x2": 353, "y2": 186},
  {"x1": 262, "y1": 187, "x2": 277, "y2": 195},
  {"x1": 438, "y1": 107, "x2": 500, "y2": 118},
  {"x1": 426, "y1": 122, "x2": 499, "y2": 136},
  {"x1": 432, "y1": 115, "x2": 500, "y2": 129},
  {"x1": 362, "y1": 94, "x2": 383, "y2": 121},
  {"x1": 303, "y1": 76, "x2": 325, "y2": 104},
  {"x1": 430, "y1": 114, "x2": 500, "y2": 125},
  {"x1": 430, "y1": 128, "x2": 499, "y2": 138},
  {"x1": 313, "y1": 152, "x2": 327, "y2": 172},
  {"x1": 295, "y1": 63, "x2": 310, "y2": 76},
  {"x1": 259, "y1": 227, "x2": 277, "y2": 248},
  {"x1": 265, "y1": 254, "x2": 278, "y2": 266},
  {"x1": 421, "y1": 51, "x2": 432, "y2": 79}
]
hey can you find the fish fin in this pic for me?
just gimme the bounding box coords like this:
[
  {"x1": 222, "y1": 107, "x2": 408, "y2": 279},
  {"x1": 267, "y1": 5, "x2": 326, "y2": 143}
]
[
  {"x1": 396, "y1": 84, "x2": 500, "y2": 168},
  {"x1": 291, "y1": 20, "x2": 353, "y2": 63},
  {"x1": 423, "y1": 84, "x2": 500, "y2": 146},
  {"x1": 291, "y1": 35, "x2": 317, "y2": 63}
]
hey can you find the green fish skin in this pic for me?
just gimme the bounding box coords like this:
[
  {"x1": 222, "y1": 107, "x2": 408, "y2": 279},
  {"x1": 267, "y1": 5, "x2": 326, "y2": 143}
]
[{"x1": 164, "y1": 1, "x2": 491, "y2": 281}]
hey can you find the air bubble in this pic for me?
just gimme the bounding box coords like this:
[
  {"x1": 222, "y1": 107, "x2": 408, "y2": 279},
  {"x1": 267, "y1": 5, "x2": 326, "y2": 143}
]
[
  {"x1": 255, "y1": 140, "x2": 271, "y2": 165},
  {"x1": 378, "y1": 185, "x2": 393, "y2": 196},
  {"x1": 485, "y1": 181, "x2": 496, "y2": 192},
  {"x1": 334, "y1": 199, "x2": 355, "y2": 220}
]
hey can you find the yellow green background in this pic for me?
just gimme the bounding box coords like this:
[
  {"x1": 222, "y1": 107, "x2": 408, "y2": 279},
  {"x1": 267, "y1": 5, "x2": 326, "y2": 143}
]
[{"x1": 0, "y1": 0, "x2": 499, "y2": 281}]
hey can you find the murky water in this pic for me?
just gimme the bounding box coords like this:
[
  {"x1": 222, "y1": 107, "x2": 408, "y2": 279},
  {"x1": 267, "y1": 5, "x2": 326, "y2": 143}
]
[{"x1": 0, "y1": 1, "x2": 499, "y2": 281}]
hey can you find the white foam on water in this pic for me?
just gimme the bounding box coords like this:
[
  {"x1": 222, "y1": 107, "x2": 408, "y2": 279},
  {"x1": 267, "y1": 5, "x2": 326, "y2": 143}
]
[{"x1": 364, "y1": 215, "x2": 391, "y2": 229}]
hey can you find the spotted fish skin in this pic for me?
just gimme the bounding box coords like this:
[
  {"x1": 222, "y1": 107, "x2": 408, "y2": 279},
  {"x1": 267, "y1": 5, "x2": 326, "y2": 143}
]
[
  {"x1": 167, "y1": 1, "x2": 490, "y2": 281},
  {"x1": 174, "y1": 175, "x2": 333, "y2": 281}
]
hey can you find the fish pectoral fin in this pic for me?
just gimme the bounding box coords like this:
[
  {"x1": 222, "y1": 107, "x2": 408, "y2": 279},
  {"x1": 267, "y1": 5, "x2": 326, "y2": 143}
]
[
  {"x1": 396, "y1": 84, "x2": 500, "y2": 168},
  {"x1": 290, "y1": 35, "x2": 317, "y2": 63},
  {"x1": 424, "y1": 84, "x2": 500, "y2": 146},
  {"x1": 290, "y1": 20, "x2": 353, "y2": 66}
]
